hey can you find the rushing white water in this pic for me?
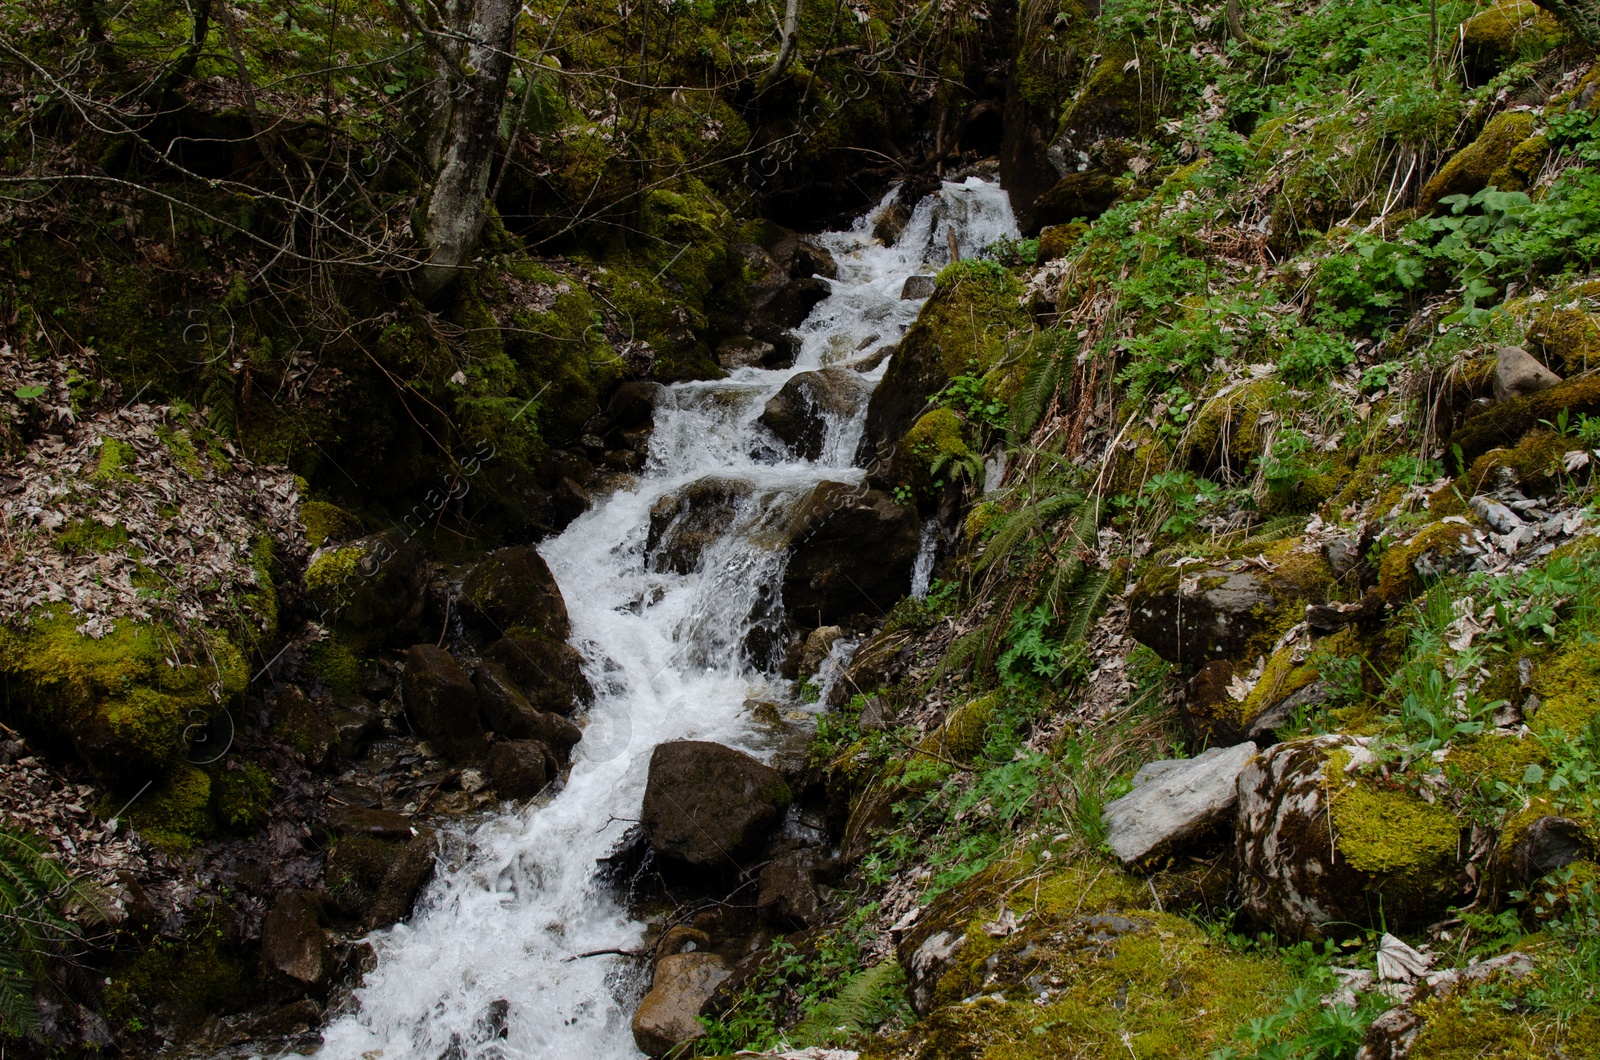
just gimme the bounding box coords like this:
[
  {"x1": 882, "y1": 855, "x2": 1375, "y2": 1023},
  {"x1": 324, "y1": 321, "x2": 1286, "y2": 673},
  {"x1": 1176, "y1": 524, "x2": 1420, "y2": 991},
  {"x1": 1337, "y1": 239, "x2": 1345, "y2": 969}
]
[{"x1": 305, "y1": 177, "x2": 1017, "y2": 1060}]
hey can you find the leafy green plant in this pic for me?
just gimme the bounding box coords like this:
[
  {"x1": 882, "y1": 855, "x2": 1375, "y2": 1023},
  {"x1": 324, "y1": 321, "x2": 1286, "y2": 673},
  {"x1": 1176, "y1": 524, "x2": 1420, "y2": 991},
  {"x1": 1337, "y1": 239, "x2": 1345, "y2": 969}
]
[{"x1": 1, "y1": 826, "x2": 102, "y2": 1039}]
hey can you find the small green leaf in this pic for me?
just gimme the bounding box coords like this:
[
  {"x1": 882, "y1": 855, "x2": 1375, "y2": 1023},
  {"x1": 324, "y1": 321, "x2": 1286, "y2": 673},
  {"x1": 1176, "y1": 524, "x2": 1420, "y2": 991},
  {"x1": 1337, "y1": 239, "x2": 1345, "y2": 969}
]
[
  {"x1": 1523, "y1": 763, "x2": 1545, "y2": 786},
  {"x1": 13, "y1": 385, "x2": 45, "y2": 401}
]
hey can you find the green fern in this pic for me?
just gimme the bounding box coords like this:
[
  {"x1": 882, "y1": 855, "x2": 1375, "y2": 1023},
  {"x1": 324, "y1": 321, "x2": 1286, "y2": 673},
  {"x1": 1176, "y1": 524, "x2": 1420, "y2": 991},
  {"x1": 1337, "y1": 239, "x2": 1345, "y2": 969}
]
[
  {"x1": 1061, "y1": 566, "x2": 1117, "y2": 645},
  {"x1": 1009, "y1": 354, "x2": 1061, "y2": 442},
  {"x1": 0, "y1": 825, "x2": 97, "y2": 1040},
  {"x1": 788, "y1": 962, "x2": 907, "y2": 1047}
]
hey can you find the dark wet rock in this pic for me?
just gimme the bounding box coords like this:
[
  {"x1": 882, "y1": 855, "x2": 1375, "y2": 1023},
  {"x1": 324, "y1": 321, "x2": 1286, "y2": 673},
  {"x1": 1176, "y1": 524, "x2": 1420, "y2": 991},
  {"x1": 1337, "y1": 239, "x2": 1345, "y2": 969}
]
[
  {"x1": 327, "y1": 805, "x2": 414, "y2": 842},
  {"x1": 857, "y1": 696, "x2": 899, "y2": 732},
  {"x1": 472, "y1": 659, "x2": 543, "y2": 736},
  {"x1": 330, "y1": 696, "x2": 379, "y2": 759},
  {"x1": 1509, "y1": 816, "x2": 1591, "y2": 887},
  {"x1": 325, "y1": 828, "x2": 438, "y2": 930},
  {"x1": 1493, "y1": 345, "x2": 1562, "y2": 403},
  {"x1": 748, "y1": 277, "x2": 830, "y2": 334},
  {"x1": 899, "y1": 274, "x2": 937, "y2": 300},
  {"x1": 757, "y1": 368, "x2": 871, "y2": 460},
  {"x1": 488, "y1": 739, "x2": 552, "y2": 799},
  {"x1": 770, "y1": 234, "x2": 838, "y2": 280},
  {"x1": 640, "y1": 741, "x2": 792, "y2": 869},
  {"x1": 715, "y1": 334, "x2": 782, "y2": 370},
  {"x1": 1102, "y1": 743, "x2": 1257, "y2": 866},
  {"x1": 525, "y1": 711, "x2": 581, "y2": 763},
  {"x1": 274, "y1": 685, "x2": 336, "y2": 769},
  {"x1": 603, "y1": 381, "x2": 664, "y2": 431},
  {"x1": 459, "y1": 545, "x2": 570, "y2": 641},
  {"x1": 551, "y1": 475, "x2": 592, "y2": 526},
  {"x1": 757, "y1": 854, "x2": 822, "y2": 929},
  {"x1": 631, "y1": 952, "x2": 732, "y2": 1057},
  {"x1": 782, "y1": 483, "x2": 921, "y2": 629},
  {"x1": 797, "y1": 625, "x2": 844, "y2": 679},
  {"x1": 485, "y1": 636, "x2": 592, "y2": 716},
  {"x1": 260, "y1": 890, "x2": 327, "y2": 991},
  {"x1": 1127, "y1": 549, "x2": 1334, "y2": 669},
  {"x1": 646, "y1": 476, "x2": 754, "y2": 574},
  {"x1": 305, "y1": 531, "x2": 427, "y2": 651},
  {"x1": 827, "y1": 627, "x2": 913, "y2": 707},
  {"x1": 401, "y1": 645, "x2": 487, "y2": 763},
  {"x1": 873, "y1": 200, "x2": 912, "y2": 245}
]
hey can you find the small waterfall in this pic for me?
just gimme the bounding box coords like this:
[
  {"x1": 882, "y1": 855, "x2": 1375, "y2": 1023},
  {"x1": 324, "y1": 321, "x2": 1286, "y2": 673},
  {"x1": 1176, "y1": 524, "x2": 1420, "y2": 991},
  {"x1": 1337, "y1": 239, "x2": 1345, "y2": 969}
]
[
  {"x1": 306, "y1": 177, "x2": 1018, "y2": 1060},
  {"x1": 910, "y1": 519, "x2": 940, "y2": 601}
]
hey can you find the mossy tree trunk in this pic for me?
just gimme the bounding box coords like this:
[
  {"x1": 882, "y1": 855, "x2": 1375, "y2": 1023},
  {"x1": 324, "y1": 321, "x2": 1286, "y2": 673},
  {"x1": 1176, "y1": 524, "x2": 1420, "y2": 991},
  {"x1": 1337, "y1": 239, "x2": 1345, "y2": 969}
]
[
  {"x1": 409, "y1": 0, "x2": 520, "y2": 304},
  {"x1": 1534, "y1": 0, "x2": 1600, "y2": 44}
]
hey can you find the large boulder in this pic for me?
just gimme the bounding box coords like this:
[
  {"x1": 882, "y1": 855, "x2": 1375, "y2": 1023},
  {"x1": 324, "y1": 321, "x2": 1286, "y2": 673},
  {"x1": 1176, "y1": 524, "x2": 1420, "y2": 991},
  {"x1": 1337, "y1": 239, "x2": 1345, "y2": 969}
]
[
  {"x1": 484, "y1": 635, "x2": 592, "y2": 716},
  {"x1": 1418, "y1": 110, "x2": 1539, "y2": 213},
  {"x1": 1102, "y1": 743, "x2": 1258, "y2": 866},
  {"x1": 459, "y1": 545, "x2": 570, "y2": 641},
  {"x1": 1127, "y1": 544, "x2": 1335, "y2": 671},
  {"x1": 304, "y1": 531, "x2": 427, "y2": 651},
  {"x1": 646, "y1": 476, "x2": 754, "y2": 574},
  {"x1": 639, "y1": 741, "x2": 792, "y2": 869},
  {"x1": 782, "y1": 483, "x2": 921, "y2": 629},
  {"x1": 401, "y1": 645, "x2": 487, "y2": 762},
  {"x1": 856, "y1": 265, "x2": 1027, "y2": 470},
  {"x1": 1235, "y1": 736, "x2": 1463, "y2": 940},
  {"x1": 757, "y1": 368, "x2": 872, "y2": 461},
  {"x1": 631, "y1": 952, "x2": 732, "y2": 1058}
]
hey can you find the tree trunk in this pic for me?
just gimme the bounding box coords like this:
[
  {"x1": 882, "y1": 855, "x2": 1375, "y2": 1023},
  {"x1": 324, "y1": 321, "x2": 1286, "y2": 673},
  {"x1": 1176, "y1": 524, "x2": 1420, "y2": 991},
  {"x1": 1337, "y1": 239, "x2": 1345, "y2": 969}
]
[
  {"x1": 411, "y1": 0, "x2": 520, "y2": 303},
  {"x1": 761, "y1": 0, "x2": 804, "y2": 89},
  {"x1": 1534, "y1": 0, "x2": 1600, "y2": 44}
]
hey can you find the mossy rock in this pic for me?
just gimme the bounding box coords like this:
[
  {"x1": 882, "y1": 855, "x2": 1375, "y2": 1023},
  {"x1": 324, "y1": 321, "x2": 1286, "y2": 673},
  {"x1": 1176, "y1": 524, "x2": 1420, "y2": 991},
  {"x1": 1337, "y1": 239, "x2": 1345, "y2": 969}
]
[
  {"x1": 1419, "y1": 111, "x2": 1540, "y2": 213},
  {"x1": 103, "y1": 918, "x2": 249, "y2": 1037},
  {"x1": 1184, "y1": 380, "x2": 1282, "y2": 477},
  {"x1": 299, "y1": 499, "x2": 362, "y2": 548},
  {"x1": 124, "y1": 763, "x2": 215, "y2": 852},
  {"x1": 1461, "y1": 2, "x2": 1565, "y2": 82},
  {"x1": 1405, "y1": 970, "x2": 1600, "y2": 1058},
  {"x1": 1460, "y1": 427, "x2": 1571, "y2": 495},
  {"x1": 1034, "y1": 170, "x2": 1120, "y2": 227},
  {"x1": 859, "y1": 262, "x2": 1028, "y2": 469},
  {"x1": 1448, "y1": 375, "x2": 1600, "y2": 470},
  {"x1": 1237, "y1": 737, "x2": 1462, "y2": 939},
  {"x1": 1375, "y1": 520, "x2": 1477, "y2": 604},
  {"x1": 916, "y1": 693, "x2": 997, "y2": 765},
  {"x1": 303, "y1": 531, "x2": 426, "y2": 652},
  {"x1": 1036, "y1": 222, "x2": 1086, "y2": 264},
  {"x1": 888, "y1": 861, "x2": 1290, "y2": 1057},
  {"x1": 1490, "y1": 132, "x2": 1552, "y2": 192},
  {"x1": 1530, "y1": 641, "x2": 1600, "y2": 736},
  {"x1": 1527, "y1": 307, "x2": 1600, "y2": 374},
  {"x1": 897, "y1": 407, "x2": 972, "y2": 495},
  {"x1": 0, "y1": 608, "x2": 246, "y2": 791}
]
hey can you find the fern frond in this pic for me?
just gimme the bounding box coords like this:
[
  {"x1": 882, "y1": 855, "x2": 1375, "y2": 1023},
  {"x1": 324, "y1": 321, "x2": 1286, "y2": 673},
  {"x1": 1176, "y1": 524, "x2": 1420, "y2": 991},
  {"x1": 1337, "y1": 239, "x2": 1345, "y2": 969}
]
[
  {"x1": 1010, "y1": 356, "x2": 1060, "y2": 442},
  {"x1": 1062, "y1": 567, "x2": 1117, "y2": 645},
  {"x1": 789, "y1": 962, "x2": 905, "y2": 1047}
]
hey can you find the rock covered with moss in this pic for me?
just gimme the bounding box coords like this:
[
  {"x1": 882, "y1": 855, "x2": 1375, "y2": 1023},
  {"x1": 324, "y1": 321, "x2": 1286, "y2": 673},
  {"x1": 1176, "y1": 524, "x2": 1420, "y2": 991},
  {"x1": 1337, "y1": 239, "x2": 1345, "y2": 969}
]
[{"x1": 1236, "y1": 737, "x2": 1463, "y2": 939}]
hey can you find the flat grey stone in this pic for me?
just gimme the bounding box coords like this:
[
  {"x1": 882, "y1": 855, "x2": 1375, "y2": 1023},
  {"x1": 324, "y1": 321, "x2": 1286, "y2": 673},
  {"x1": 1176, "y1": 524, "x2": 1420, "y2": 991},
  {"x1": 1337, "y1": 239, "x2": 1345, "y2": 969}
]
[{"x1": 1103, "y1": 742, "x2": 1258, "y2": 865}]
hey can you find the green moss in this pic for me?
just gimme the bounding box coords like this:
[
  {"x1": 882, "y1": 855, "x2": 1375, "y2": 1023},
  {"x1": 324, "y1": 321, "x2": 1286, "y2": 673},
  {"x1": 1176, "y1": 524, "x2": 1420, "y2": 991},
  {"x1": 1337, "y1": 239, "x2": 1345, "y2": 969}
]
[
  {"x1": 1376, "y1": 521, "x2": 1475, "y2": 604},
  {"x1": 916, "y1": 693, "x2": 998, "y2": 765},
  {"x1": 1491, "y1": 133, "x2": 1551, "y2": 192},
  {"x1": 93, "y1": 437, "x2": 136, "y2": 482},
  {"x1": 155, "y1": 424, "x2": 206, "y2": 478},
  {"x1": 209, "y1": 762, "x2": 276, "y2": 833},
  {"x1": 1461, "y1": 427, "x2": 1569, "y2": 494},
  {"x1": 1185, "y1": 380, "x2": 1281, "y2": 475},
  {"x1": 1528, "y1": 307, "x2": 1600, "y2": 374},
  {"x1": 307, "y1": 635, "x2": 364, "y2": 698},
  {"x1": 103, "y1": 920, "x2": 248, "y2": 1035},
  {"x1": 1461, "y1": 1, "x2": 1565, "y2": 77},
  {"x1": 1407, "y1": 976, "x2": 1600, "y2": 1058},
  {"x1": 1327, "y1": 760, "x2": 1459, "y2": 880},
  {"x1": 126, "y1": 763, "x2": 214, "y2": 851},
  {"x1": 300, "y1": 500, "x2": 361, "y2": 547},
  {"x1": 55, "y1": 518, "x2": 130, "y2": 555},
  {"x1": 900, "y1": 408, "x2": 971, "y2": 491},
  {"x1": 1531, "y1": 643, "x2": 1600, "y2": 736},
  {"x1": 1036, "y1": 222, "x2": 1086, "y2": 264},
  {"x1": 304, "y1": 544, "x2": 362, "y2": 595},
  {"x1": 1419, "y1": 111, "x2": 1540, "y2": 213}
]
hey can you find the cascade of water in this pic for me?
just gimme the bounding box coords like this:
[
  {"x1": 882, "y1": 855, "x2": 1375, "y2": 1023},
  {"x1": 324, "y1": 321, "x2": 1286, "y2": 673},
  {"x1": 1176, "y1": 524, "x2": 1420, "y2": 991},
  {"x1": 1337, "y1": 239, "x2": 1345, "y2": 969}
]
[{"x1": 305, "y1": 177, "x2": 1017, "y2": 1060}]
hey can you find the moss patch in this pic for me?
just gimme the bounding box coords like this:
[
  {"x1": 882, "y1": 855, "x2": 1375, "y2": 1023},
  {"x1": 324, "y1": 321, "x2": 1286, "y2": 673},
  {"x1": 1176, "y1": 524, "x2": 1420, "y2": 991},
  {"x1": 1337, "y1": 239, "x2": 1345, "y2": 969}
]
[
  {"x1": 1419, "y1": 111, "x2": 1540, "y2": 212},
  {"x1": 300, "y1": 500, "x2": 362, "y2": 547},
  {"x1": 1328, "y1": 762, "x2": 1459, "y2": 882}
]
